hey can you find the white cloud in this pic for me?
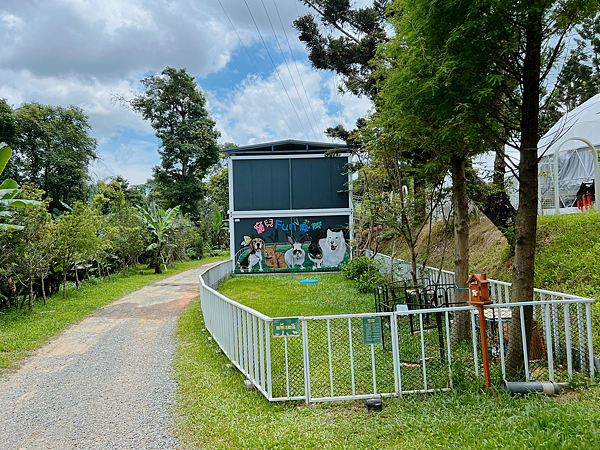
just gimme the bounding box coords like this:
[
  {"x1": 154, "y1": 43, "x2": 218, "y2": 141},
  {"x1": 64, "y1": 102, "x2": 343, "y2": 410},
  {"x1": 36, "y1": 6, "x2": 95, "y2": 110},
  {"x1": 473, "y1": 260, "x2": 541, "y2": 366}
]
[
  {"x1": 0, "y1": 0, "x2": 372, "y2": 184},
  {"x1": 0, "y1": 0, "x2": 310, "y2": 81},
  {"x1": 210, "y1": 61, "x2": 372, "y2": 146}
]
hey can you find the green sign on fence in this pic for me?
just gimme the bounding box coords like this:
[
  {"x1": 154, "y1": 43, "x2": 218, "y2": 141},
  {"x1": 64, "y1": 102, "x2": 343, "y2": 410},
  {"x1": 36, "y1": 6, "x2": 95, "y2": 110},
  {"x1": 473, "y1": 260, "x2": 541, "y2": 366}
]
[
  {"x1": 362, "y1": 316, "x2": 383, "y2": 345},
  {"x1": 273, "y1": 318, "x2": 300, "y2": 338}
]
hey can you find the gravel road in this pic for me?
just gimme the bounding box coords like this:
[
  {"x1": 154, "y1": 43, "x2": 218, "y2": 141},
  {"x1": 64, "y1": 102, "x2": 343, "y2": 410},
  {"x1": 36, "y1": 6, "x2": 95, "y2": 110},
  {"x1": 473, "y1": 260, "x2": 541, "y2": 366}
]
[{"x1": 0, "y1": 264, "x2": 214, "y2": 450}]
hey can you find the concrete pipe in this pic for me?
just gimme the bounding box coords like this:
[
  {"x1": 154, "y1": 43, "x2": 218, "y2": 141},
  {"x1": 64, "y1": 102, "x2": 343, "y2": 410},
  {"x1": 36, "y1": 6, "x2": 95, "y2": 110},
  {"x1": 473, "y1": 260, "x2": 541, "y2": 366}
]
[{"x1": 501, "y1": 380, "x2": 560, "y2": 395}]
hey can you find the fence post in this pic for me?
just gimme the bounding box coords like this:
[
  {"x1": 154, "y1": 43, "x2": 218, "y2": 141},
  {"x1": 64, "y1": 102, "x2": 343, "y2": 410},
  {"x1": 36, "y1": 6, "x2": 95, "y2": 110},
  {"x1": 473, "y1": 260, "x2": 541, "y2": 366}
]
[
  {"x1": 544, "y1": 303, "x2": 555, "y2": 382},
  {"x1": 390, "y1": 312, "x2": 401, "y2": 394},
  {"x1": 561, "y1": 304, "x2": 572, "y2": 380},
  {"x1": 586, "y1": 303, "x2": 595, "y2": 379},
  {"x1": 519, "y1": 305, "x2": 530, "y2": 381},
  {"x1": 348, "y1": 318, "x2": 357, "y2": 396},
  {"x1": 302, "y1": 318, "x2": 310, "y2": 403}
]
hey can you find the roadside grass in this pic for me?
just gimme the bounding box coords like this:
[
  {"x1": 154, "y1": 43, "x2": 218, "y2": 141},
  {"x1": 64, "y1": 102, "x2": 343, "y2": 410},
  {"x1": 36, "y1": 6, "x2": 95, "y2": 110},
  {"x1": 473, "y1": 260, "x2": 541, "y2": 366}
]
[
  {"x1": 174, "y1": 297, "x2": 600, "y2": 450},
  {"x1": 216, "y1": 272, "x2": 374, "y2": 317},
  {"x1": 0, "y1": 253, "x2": 228, "y2": 375},
  {"x1": 172, "y1": 214, "x2": 600, "y2": 448}
]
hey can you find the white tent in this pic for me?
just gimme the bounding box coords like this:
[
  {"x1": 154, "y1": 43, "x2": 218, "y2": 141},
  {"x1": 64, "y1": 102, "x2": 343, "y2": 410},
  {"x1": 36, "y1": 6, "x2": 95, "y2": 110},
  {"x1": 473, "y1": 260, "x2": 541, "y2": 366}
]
[{"x1": 538, "y1": 93, "x2": 600, "y2": 214}]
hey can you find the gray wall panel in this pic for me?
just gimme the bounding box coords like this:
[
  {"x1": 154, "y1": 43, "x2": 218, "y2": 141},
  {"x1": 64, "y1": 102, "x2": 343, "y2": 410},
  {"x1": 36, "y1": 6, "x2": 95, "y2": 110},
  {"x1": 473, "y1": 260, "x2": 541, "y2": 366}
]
[
  {"x1": 233, "y1": 159, "x2": 290, "y2": 211},
  {"x1": 291, "y1": 158, "x2": 348, "y2": 209}
]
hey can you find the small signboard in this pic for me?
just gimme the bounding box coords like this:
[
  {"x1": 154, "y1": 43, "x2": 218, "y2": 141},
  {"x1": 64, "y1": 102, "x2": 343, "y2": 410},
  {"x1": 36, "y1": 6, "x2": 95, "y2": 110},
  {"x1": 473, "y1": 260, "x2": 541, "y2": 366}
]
[
  {"x1": 272, "y1": 318, "x2": 300, "y2": 338},
  {"x1": 362, "y1": 317, "x2": 383, "y2": 345}
]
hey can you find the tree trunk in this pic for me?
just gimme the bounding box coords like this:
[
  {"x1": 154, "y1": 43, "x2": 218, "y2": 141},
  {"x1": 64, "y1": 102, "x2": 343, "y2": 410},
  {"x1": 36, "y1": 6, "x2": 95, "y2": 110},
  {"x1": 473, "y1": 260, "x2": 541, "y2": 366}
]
[
  {"x1": 29, "y1": 278, "x2": 34, "y2": 312},
  {"x1": 41, "y1": 276, "x2": 47, "y2": 306},
  {"x1": 466, "y1": 167, "x2": 516, "y2": 249},
  {"x1": 451, "y1": 153, "x2": 471, "y2": 343},
  {"x1": 7, "y1": 277, "x2": 16, "y2": 309},
  {"x1": 506, "y1": 11, "x2": 542, "y2": 378},
  {"x1": 63, "y1": 270, "x2": 67, "y2": 298},
  {"x1": 75, "y1": 267, "x2": 80, "y2": 290}
]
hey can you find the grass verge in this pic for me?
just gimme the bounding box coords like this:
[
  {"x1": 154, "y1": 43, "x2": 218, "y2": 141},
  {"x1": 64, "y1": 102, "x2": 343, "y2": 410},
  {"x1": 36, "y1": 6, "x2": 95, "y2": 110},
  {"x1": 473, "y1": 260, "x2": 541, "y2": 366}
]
[
  {"x1": 0, "y1": 253, "x2": 228, "y2": 375},
  {"x1": 174, "y1": 297, "x2": 600, "y2": 449}
]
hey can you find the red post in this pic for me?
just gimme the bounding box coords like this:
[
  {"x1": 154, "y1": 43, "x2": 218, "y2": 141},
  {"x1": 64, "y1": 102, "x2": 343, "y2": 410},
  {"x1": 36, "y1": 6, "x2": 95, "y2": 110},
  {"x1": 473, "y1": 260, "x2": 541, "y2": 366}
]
[{"x1": 467, "y1": 273, "x2": 493, "y2": 389}]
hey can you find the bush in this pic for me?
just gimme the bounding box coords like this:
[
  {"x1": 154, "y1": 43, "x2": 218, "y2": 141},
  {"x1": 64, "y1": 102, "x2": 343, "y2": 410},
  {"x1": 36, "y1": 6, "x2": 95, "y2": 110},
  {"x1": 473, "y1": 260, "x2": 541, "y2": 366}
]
[
  {"x1": 187, "y1": 235, "x2": 204, "y2": 260},
  {"x1": 340, "y1": 256, "x2": 371, "y2": 280},
  {"x1": 341, "y1": 256, "x2": 387, "y2": 293}
]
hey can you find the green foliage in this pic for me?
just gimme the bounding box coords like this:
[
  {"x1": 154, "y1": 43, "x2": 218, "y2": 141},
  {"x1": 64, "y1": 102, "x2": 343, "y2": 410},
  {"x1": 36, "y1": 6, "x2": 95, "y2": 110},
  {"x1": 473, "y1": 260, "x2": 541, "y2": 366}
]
[
  {"x1": 340, "y1": 255, "x2": 371, "y2": 280},
  {"x1": 11, "y1": 186, "x2": 55, "y2": 310},
  {"x1": 185, "y1": 232, "x2": 204, "y2": 260},
  {"x1": 293, "y1": 0, "x2": 390, "y2": 99},
  {"x1": 92, "y1": 176, "x2": 145, "y2": 214},
  {"x1": 137, "y1": 202, "x2": 181, "y2": 273},
  {"x1": 0, "y1": 142, "x2": 11, "y2": 175},
  {"x1": 131, "y1": 67, "x2": 220, "y2": 217},
  {"x1": 9, "y1": 102, "x2": 98, "y2": 212},
  {"x1": 54, "y1": 202, "x2": 106, "y2": 297},
  {"x1": 341, "y1": 256, "x2": 388, "y2": 293},
  {"x1": 108, "y1": 202, "x2": 147, "y2": 274},
  {"x1": 0, "y1": 144, "x2": 43, "y2": 231}
]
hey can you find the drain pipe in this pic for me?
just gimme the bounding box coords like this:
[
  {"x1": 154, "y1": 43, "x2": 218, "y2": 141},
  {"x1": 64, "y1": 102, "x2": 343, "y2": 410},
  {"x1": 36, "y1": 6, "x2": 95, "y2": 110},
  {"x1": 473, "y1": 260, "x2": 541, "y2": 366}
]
[{"x1": 502, "y1": 380, "x2": 560, "y2": 395}]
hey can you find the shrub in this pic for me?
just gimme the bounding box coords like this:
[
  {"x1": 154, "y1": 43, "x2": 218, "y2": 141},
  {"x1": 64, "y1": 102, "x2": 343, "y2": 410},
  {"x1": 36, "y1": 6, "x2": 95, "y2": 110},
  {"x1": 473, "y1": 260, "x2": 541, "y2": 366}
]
[
  {"x1": 341, "y1": 256, "x2": 387, "y2": 293},
  {"x1": 340, "y1": 256, "x2": 371, "y2": 280}
]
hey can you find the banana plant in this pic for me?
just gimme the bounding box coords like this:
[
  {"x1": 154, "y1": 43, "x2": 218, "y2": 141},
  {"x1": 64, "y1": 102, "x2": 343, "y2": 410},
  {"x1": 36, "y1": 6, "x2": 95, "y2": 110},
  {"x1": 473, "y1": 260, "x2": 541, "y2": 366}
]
[
  {"x1": 136, "y1": 202, "x2": 181, "y2": 273},
  {"x1": 0, "y1": 143, "x2": 42, "y2": 231}
]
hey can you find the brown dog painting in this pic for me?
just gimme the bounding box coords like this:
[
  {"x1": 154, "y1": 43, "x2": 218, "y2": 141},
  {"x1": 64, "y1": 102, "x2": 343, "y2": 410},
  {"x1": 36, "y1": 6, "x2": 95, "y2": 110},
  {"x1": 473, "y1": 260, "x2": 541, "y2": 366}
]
[
  {"x1": 239, "y1": 237, "x2": 266, "y2": 272},
  {"x1": 264, "y1": 244, "x2": 287, "y2": 270}
]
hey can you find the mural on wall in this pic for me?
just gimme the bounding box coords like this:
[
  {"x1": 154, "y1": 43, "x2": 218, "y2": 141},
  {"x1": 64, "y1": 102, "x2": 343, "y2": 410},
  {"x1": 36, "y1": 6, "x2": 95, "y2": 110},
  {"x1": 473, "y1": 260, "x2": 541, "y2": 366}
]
[{"x1": 234, "y1": 216, "x2": 350, "y2": 273}]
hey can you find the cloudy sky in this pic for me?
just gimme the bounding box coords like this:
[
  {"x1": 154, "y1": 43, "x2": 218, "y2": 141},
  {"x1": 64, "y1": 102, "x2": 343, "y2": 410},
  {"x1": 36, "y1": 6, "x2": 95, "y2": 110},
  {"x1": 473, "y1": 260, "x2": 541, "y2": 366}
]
[{"x1": 0, "y1": 0, "x2": 372, "y2": 185}]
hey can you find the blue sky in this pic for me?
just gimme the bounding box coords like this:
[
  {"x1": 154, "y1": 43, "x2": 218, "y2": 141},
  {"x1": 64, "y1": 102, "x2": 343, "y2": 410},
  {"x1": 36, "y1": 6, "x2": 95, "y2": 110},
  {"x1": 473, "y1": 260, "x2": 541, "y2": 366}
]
[{"x1": 0, "y1": 0, "x2": 372, "y2": 185}]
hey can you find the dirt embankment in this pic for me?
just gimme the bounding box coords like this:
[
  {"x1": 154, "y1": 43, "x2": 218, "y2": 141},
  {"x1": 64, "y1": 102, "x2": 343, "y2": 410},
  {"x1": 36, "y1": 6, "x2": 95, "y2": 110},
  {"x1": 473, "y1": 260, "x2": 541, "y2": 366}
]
[{"x1": 377, "y1": 214, "x2": 511, "y2": 280}]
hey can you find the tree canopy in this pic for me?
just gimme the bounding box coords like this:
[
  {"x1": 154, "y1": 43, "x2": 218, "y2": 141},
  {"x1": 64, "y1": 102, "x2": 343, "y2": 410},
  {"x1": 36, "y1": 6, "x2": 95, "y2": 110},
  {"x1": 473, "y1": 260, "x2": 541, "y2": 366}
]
[
  {"x1": 4, "y1": 102, "x2": 98, "y2": 212},
  {"x1": 131, "y1": 67, "x2": 220, "y2": 218}
]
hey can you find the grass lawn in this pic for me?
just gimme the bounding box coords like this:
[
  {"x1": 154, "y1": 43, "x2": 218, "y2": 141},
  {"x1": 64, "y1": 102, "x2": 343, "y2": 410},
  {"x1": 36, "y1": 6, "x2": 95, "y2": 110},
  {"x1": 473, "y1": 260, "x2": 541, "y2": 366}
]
[
  {"x1": 0, "y1": 253, "x2": 228, "y2": 375},
  {"x1": 216, "y1": 272, "x2": 374, "y2": 317},
  {"x1": 174, "y1": 296, "x2": 600, "y2": 449}
]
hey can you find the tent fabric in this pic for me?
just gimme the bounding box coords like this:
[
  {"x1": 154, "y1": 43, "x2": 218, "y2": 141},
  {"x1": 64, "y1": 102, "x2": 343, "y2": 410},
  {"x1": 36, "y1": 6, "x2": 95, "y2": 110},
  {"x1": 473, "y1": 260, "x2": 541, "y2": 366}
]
[
  {"x1": 539, "y1": 93, "x2": 600, "y2": 156},
  {"x1": 537, "y1": 93, "x2": 600, "y2": 213}
]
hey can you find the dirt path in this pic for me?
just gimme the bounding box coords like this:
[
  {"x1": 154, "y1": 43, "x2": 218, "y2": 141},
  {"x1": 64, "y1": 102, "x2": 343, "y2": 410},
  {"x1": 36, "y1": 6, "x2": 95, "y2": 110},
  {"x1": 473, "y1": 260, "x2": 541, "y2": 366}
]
[{"x1": 0, "y1": 264, "x2": 215, "y2": 450}]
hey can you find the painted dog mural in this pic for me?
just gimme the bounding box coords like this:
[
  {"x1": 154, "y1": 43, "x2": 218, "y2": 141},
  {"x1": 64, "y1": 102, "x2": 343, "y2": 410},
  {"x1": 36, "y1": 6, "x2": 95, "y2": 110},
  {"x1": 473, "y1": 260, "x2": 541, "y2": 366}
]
[{"x1": 234, "y1": 217, "x2": 349, "y2": 273}]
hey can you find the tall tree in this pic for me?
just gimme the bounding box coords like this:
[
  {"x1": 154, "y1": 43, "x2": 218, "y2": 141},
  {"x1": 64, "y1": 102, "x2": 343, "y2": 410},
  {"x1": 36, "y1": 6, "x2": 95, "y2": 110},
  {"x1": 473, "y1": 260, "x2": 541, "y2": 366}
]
[
  {"x1": 10, "y1": 102, "x2": 98, "y2": 211},
  {"x1": 12, "y1": 186, "x2": 55, "y2": 311},
  {"x1": 294, "y1": 0, "x2": 391, "y2": 99},
  {"x1": 54, "y1": 203, "x2": 105, "y2": 297},
  {"x1": 540, "y1": 14, "x2": 600, "y2": 136},
  {"x1": 380, "y1": 0, "x2": 499, "y2": 340},
  {"x1": 295, "y1": 0, "x2": 519, "y2": 248},
  {"x1": 381, "y1": 0, "x2": 599, "y2": 373},
  {"x1": 130, "y1": 67, "x2": 220, "y2": 218}
]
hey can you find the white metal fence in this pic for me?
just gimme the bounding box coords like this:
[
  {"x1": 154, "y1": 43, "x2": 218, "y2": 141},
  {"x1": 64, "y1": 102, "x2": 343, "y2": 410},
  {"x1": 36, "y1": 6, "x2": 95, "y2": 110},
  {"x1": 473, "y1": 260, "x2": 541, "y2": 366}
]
[{"x1": 199, "y1": 259, "x2": 597, "y2": 403}]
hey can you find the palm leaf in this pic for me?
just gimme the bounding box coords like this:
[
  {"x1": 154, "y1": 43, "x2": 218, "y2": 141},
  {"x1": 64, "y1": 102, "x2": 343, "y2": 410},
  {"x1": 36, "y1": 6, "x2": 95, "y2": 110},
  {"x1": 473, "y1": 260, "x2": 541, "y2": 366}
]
[{"x1": 0, "y1": 143, "x2": 12, "y2": 176}]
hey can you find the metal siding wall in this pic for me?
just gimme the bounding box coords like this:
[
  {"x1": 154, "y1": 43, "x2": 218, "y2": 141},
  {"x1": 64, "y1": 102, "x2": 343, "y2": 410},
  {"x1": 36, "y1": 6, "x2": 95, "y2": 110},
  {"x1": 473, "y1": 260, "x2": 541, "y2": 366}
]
[
  {"x1": 233, "y1": 159, "x2": 291, "y2": 211},
  {"x1": 291, "y1": 158, "x2": 348, "y2": 209}
]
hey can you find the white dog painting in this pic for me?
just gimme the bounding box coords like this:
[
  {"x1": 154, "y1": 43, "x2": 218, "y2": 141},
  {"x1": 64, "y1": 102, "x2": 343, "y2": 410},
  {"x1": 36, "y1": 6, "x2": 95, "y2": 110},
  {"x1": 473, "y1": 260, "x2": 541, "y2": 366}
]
[{"x1": 319, "y1": 229, "x2": 347, "y2": 268}]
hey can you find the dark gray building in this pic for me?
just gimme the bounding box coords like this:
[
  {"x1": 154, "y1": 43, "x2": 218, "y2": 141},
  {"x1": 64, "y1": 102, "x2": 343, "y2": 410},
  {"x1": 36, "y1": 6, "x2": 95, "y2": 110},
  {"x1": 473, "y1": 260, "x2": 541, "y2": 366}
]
[{"x1": 224, "y1": 140, "x2": 353, "y2": 273}]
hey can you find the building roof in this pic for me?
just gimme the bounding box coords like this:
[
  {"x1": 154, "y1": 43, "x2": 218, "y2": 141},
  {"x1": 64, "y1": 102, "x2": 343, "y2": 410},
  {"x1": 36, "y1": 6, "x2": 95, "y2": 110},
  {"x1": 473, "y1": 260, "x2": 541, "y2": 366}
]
[{"x1": 222, "y1": 139, "x2": 349, "y2": 156}]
